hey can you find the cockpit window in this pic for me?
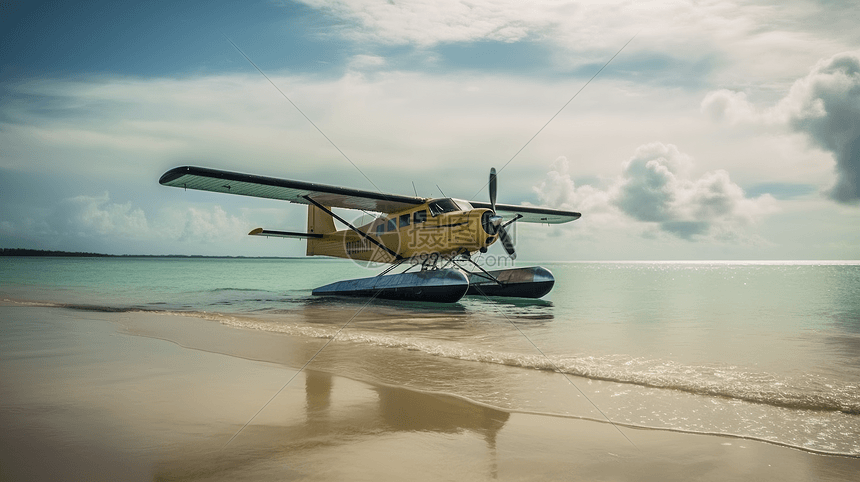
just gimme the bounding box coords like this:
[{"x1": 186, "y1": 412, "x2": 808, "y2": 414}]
[{"x1": 428, "y1": 198, "x2": 460, "y2": 216}]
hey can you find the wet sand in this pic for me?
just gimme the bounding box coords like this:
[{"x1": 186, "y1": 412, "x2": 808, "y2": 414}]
[{"x1": 1, "y1": 304, "x2": 858, "y2": 481}]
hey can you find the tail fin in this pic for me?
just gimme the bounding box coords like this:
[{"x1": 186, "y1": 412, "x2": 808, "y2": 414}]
[{"x1": 306, "y1": 204, "x2": 335, "y2": 256}]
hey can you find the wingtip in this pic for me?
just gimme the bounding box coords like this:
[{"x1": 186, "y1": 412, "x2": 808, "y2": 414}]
[{"x1": 159, "y1": 166, "x2": 192, "y2": 185}]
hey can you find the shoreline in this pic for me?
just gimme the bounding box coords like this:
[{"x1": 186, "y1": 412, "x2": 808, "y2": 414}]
[
  {"x1": 119, "y1": 310, "x2": 860, "y2": 460},
  {"x1": 4, "y1": 297, "x2": 860, "y2": 457},
  {"x1": 4, "y1": 296, "x2": 860, "y2": 452},
  {"x1": 3, "y1": 303, "x2": 860, "y2": 480}
]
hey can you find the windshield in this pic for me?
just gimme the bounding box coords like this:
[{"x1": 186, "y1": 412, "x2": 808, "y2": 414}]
[{"x1": 428, "y1": 198, "x2": 460, "y2": 216}]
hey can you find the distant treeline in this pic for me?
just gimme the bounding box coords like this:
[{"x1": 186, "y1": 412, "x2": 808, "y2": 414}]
[
  {"x1": 0, "y1": 248, "x2": 298, "y2": 259},
  {"x1": 1, "y1": 248, "x2": 114, "y2": 257}
]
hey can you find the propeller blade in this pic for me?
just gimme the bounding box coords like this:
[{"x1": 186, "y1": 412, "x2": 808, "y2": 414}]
[
  {"x1": 498, "y1": 225, "x2": 516, "y2": 260},
  {"x1": 489, "y1": 167, "x2": 497, "y2": 213}
]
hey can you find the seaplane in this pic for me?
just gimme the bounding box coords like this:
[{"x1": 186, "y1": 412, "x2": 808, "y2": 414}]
[{"x1": 159, "y1": 166, "x2": 580, "y2": 303}]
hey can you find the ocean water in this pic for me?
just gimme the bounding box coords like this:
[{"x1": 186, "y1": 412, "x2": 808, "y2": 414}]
[{"x1": 1, "y1": 257, "x2": 859, "y2": 456}]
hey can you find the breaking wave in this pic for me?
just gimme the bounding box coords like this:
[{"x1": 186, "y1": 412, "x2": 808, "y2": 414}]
[
  {"x1": 10, "y1": 298, "x2": 860, "y2": 417},
  {"x1": 207, "y1": 312, "x2": 860, "y2": 416}
]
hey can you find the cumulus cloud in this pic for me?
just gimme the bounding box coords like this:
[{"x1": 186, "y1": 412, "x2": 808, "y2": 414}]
[
  {"x1": 157, "y1": 205, "x2": 251, "y2": 244},
  {"x1": 615, "y1": 143, "x2": 775, "y2": 239},
  {"x1": 34, "y1": 192, "x2": 250, "y2": 246},
  {"x1": 52, "y1": 192, "x2": 149, "y2": 238},
  {"x1": 777, "y1": 52, "x2": 860, "y2": 203},
  {"x1": 702, "y1": 51, "x2": 860, "y2": 204},
  {"x1": 531, "y1": 157, "x2": 626, "y2": 243},
  {"x1": 700, "y1": 89, "x2": 760, "y2": 124},
  {"x1": 534, "y1": 143, "x2": 776, "y2": 241},
  {"x1": 532, "y1": 157, "x2": 614, "y2": 215}
]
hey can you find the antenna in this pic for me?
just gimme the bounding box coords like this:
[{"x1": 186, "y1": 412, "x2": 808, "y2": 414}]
[
  {"x1": 436, "y1": 184, "x2": 448, "y2": 197},
  {"x1": 412, "y1": 181, "x2": 418, "y2": 197}
]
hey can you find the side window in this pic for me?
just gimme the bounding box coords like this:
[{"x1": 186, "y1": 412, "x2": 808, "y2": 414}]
[
  {"x1": 387, "y1": 219, "x2": 396, "y2": 232},
  {"x1": 399, "y1": 214, "x2": 410, "y2": 228},
  {"x1": 375, "y1": 222, "x2": 385, "y2": 235},
  {"x1": 413, "y1": 210, "x2": 427, "y2": 224}
]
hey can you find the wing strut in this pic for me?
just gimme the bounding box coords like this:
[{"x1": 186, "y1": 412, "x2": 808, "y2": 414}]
[{"x1": 302, "y1": 195, "x2": 404, "y2": 262}]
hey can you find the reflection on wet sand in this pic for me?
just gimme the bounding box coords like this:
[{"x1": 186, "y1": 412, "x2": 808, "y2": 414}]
[
  {"x1": 4, "y1": 306, "x2": 860, "y2": 481},
  {"x1": 375, "y1": 382, "x2": 509, "y2": 479},
  {"x1": 289, "y1": 294, "x2": 555, "y2": 327},
  {"x1": 154, "y1": 370, "x2": 509, "y2": 480}
]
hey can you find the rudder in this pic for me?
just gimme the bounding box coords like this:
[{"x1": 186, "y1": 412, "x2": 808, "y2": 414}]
[{"x1": 306, "y1": 204, "x2": 336, "y2": 256}]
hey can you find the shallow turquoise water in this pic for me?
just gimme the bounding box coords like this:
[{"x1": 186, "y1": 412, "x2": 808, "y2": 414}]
[{"x1": 1, "y1": 257, "x2": 859, "y2": 455}]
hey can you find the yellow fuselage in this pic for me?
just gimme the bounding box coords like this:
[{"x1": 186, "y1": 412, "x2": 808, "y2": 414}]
[{"x1": 307, "y1": 201, "x2": 498, "y2": 264}]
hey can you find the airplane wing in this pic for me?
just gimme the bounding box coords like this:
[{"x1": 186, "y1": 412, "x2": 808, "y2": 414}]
[
  {"x1": 469, "y1": 202, "x2": 581, "y2": 224},
  {"x1": 159, "y1": 166, "x2": 426, "y2": 213}
]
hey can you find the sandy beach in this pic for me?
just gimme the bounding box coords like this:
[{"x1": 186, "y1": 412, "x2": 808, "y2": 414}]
[{"x1": 1, "y1": 302, "x2": 858, "y2": 481}]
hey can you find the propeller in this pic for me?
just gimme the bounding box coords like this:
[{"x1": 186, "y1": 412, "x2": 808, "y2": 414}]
[
  {"x1": 486, "y1": 167, "x2": 516, "y2": 260},
  {"x1": 498, "y1": 223, "x2": 516, "y2": 259},
  {"x1": 489, "y1": 167, "x2": 497, "y2": 213}
]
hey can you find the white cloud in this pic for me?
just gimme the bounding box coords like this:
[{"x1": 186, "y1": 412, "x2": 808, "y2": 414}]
[
  {"x1": 777, "y1": 51, "x2": 860, "y2": 203},
  {"x1": 534, "y1": 143, "x2": 777, "y2": 242},
  {"x1": 617, "y1": 143, "x2": 776, "y2": 240},
  {"x1": 1, "y1": 70, "x2": 683, "y2": 191},
  {"x1": 299, "y1": 0, "x2": 542, "y2": 46},
  {"x1": 348, "y1": 54, "x2": 387, "y2": 71},
  {"x1": 11, "y1": 192, "x2": 251, "y2": 249},
  {"x1": 701, "y1": 89, "x2": 760, "y2": 124},
  {"x1": 293, "y1": 0, "x2": 853, "y2": 84},
  {"x1": 52, "y1": 192, "x2": 149, "y2": 238},
  {"x1": 2, "y1": 4, "x2": 858, "y2": 259},
  {"x1": 532, "y1": 156, "x2": 616, "y2": 216},
  {"x1": 703, "y1": 51, "x2": 860, "y2": 204},
  {"x1": 156, "y1": 205, "x2": 251, "y2": 244}
]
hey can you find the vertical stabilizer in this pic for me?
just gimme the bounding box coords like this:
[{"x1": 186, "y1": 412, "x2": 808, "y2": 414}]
[{"x1": 306, "y1": 204, "x2": 335, "y2": 256}]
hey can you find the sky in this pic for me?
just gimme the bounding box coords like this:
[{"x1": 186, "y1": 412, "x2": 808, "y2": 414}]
[{"x1": 1, "y1": 0, "x2": 859, "y2": 260}]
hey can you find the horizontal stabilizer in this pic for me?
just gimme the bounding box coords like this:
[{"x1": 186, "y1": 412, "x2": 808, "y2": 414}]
[{"x1": 248, "y1": 228, "x2": 324, "y2": 239}]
